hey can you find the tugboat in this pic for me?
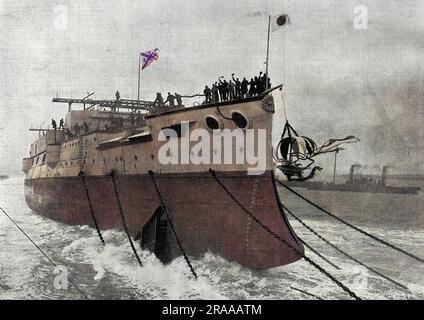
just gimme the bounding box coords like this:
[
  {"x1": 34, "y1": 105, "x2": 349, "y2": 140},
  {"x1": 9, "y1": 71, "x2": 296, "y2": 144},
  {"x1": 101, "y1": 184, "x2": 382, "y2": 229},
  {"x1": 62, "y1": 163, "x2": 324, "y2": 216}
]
[{"x1": 22, "y1": 83, "x2": 304, "y2": 269}]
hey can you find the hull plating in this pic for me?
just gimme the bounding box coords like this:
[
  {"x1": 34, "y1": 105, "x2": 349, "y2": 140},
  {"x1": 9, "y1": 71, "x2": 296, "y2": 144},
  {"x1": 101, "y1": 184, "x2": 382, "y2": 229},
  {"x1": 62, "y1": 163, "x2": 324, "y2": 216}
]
[{"x1": 24, "y1": 171, "x2": 303, "y2": 269}]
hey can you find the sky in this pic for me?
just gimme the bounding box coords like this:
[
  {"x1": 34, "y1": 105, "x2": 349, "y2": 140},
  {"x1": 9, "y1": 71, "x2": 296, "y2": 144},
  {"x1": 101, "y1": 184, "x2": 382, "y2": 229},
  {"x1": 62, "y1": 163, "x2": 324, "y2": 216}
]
[{"x1": 0, "y1": 0, "x2": 423, "y2": 177}]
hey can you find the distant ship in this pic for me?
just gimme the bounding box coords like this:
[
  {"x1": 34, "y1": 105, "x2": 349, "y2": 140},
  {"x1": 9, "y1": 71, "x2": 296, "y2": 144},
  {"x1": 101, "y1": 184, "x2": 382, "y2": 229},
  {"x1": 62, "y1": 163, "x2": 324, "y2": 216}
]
[
  {"x1": 283, "y1": 165, "x2": 420, "y2": 195},
  {"x1": 22, "y1": 85, "x2": 303, "y2": 269}
]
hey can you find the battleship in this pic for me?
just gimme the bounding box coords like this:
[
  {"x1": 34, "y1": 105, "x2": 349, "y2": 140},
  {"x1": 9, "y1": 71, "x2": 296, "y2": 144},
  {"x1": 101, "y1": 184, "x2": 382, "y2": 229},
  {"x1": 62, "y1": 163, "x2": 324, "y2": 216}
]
[{"x1": 22, "y1": 84, "x2": 304, "y2": 269}]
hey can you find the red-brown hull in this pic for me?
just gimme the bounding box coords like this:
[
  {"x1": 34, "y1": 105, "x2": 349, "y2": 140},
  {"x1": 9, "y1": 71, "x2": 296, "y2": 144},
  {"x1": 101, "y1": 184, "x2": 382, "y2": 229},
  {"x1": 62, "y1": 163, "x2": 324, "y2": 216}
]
[{"x1": 24, "y1": 171, "x2": 303, "y2": 269}]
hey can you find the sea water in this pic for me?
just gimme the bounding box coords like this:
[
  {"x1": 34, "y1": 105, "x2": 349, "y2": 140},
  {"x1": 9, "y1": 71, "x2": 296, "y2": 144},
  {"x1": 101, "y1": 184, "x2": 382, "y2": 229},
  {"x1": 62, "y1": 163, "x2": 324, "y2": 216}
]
[{"x1": 1, "y1": 177, "x2": 423, "y2": 300}]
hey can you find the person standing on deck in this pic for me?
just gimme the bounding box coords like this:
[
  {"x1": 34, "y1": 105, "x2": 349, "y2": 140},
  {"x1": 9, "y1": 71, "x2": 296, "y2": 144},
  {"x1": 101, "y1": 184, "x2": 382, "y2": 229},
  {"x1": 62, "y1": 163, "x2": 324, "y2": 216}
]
[
  {"x1": 112, "y1": 90, "x2": 120, "y2": 111},
  {"x1": 73, "y1": 122, "x2": 80, "y2": 135},
  {"x1": 203, "y1": 85, "x2": 212, "y2": 103},
  {"x1": 51, "y1": 119, "x2": 57, "y2": 130},
  {"x1": 218, "y1": 77, "x2": 229, "y2": 101},
  {"x1": 232, "y1": 74, "x2": 241, "y2": 98},
  {"x1": 228, "y1": 80, "x2": 235, "y2": 100},
  {"x1": 255, "y1": 74, "x2": 263, "y2": 94},
  {"x1": 211, "y1": 83, "x2": 219, "y2": 103},
  {"x1": 166, "y1": 92, "x2": 176, "y2": 108},
  {"x1": 217, "y1": 79, "x2": 224, "y2": 102},
  {"x1": 154, "y1": 92, "x2": 164, "y2": 107},
  {"x1": 241, "y1": 77, "x2": 249, "y2": 98},
  {"x1": 175, "y1": 93, "x2": 183, "y2": 107},
  {"x1": 248, "y1": 78, "x2": 256, "y2": 97}
]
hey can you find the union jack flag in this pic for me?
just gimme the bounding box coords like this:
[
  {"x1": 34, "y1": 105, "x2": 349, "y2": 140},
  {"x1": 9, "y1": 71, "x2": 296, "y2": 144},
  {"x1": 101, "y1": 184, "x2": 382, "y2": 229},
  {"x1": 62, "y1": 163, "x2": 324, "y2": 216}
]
[{"x1": 140, "y1": 48, "x2": 159, "y2": 70}]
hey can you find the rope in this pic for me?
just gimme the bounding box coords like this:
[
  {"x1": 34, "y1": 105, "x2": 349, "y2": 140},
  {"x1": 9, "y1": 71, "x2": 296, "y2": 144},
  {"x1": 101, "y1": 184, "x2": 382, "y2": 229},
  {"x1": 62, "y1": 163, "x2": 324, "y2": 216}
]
[
  {"x1": 148, "y1": 170, "x2": 198, "y2": 280},
  {"x1": 297, "y1": 237, "x2": 340, "y2": 270},
  {"x1": 0, "y1": 205, "x2": 89, "y2": 299},
  {"x1": 277, "y1": 180, "x2": 424, "y2": 264},
  {"x1": 286, "y1": 121, "x2": 294, "y2": 162},
  {"x1": 290, "y1": 286, "x2": 324, "y2": 300},
  {"x1": 179, "y1": 93, "x2": 205, "y2": 98},
  {"x1": 281, "y1": 0, "x2": 287, "y2": 122},
  {"x1": 79, "y1": 171, "x2": 105, "y2": 245},
  {"x1": 282, "y1": 0, "x2": 286, "y2": 84},
  {"x1": 283, "y1": 203, "x2": 409, "y2": 290},
  {"x1": 216, "y1": 106, "x2": 233, "y2": 120},
  {"x1": 110, "y1": 171, "x2": 143, "y2": 267},
  {"x1": 209, "y1": 169, "x2": 361, "y2": 300},
  {"x1": 281, "y1": 87, "x2": 288, "y2": 123}
]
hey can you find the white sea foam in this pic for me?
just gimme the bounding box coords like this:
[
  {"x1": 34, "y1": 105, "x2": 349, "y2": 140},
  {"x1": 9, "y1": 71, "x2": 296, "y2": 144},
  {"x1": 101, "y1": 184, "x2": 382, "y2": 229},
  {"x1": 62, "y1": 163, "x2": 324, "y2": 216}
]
[{"x1": 1, "y1": 177, "x2": 423, "y2": 299}]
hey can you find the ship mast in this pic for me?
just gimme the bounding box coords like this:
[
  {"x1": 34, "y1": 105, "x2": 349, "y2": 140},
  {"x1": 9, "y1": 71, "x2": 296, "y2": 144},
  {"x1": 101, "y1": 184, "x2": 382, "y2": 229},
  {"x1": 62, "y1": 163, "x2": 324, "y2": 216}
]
[{"x1": 265, "y1": 15, "x2": 271, "y2": 89}]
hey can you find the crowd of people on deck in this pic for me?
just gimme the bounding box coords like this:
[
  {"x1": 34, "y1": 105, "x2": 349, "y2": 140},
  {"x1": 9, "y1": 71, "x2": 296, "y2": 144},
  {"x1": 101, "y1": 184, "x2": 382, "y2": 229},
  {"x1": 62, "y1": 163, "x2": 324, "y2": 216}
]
[
  {"x1": 51, "y1": 118, "x2": 64, "y2": 131},
  {"x1": 105, "y1": 112, "x2": 145, "y2": 131},
  {"x1": 203, "y1": 72, "x2": 271, "y2": 104},
  {"x1": 147, "y1": 71, "x2": 271, "y2": 109},
  {"x1": 128, "y1": 112, "x2": 146, "y2": 127},
  {"x1": 48, "y1": 71, "x2": 272, "y2": 139},
  {"x1": 51, "y1": 118, "x2": 90, "y2": 140},
  {"x1": 106, "y1": 115, "x2": 124, "y2": 130},
  {"x1": 153, "y1": 92, "x2": 184, "y2": 109}
]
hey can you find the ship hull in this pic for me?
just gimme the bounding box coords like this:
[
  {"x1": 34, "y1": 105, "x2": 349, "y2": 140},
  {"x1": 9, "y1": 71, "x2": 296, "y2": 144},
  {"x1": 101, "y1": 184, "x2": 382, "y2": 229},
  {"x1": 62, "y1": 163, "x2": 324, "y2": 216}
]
[{"x1": 24, "y1": 170, "x2": 303, "y2": 269}]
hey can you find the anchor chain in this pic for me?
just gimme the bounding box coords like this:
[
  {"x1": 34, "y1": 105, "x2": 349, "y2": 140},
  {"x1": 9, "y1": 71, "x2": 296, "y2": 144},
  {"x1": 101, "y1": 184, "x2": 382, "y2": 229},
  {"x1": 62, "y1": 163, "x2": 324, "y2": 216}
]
[
  {"x1": 282, "y1": 203, "x2": 408, "y2": 290},
  {"x1": 290, "y1": 286, "x2": 324, "y2": 300},
  {"x1": 78, "y1": 136, "x2": 88, "y2": 172},
  {"x1": 79, "y1": 171, "x2": 105, "y2": 245},
  {"x1": 148, "y1": 170, "x2": 198, "y2": 280},
  {"x1": 277, "y1": 180, "x2": 424, "y2": 264},
  {"x1": 110, "y1": 171, "x2": 143, "y2": 267},
  {"x1": 209, "y1": 169, "x2": 361, "y2": 300},
  {"x1": 297, "y1": 237, "x2": 340, "y2": 270}
]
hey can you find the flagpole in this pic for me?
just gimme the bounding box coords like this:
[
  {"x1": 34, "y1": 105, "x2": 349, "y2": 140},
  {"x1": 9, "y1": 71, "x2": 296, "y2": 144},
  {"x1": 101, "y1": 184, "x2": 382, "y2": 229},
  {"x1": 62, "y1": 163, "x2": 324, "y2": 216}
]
[
  {"x1": 265, "y1": 15, "x2": 271, "y2": 89},
  {"x1": 137, "y1": 53, "x2": 141, "y2": 107}
]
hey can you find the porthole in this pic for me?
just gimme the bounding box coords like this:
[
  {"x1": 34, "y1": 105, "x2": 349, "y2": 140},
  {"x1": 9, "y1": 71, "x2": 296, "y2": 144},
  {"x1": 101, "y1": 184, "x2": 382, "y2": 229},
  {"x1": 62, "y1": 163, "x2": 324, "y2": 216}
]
[
  {"x1": 205, "y1": 115, "x2": 222, "y2": 131},
  {"x1": 231, "y1": 111, "x2": 249, "y2": 129}
]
